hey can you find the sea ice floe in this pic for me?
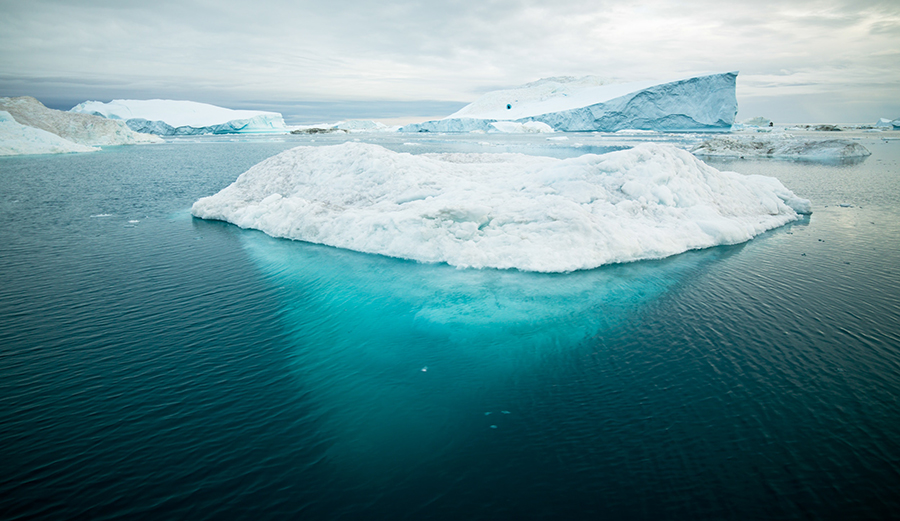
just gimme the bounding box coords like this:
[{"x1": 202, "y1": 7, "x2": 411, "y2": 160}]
[
  {"x1": 192, "y1": 142, "x2": 810, "y2": 272},
  {"x1": 692, "y1": 135, "x2": 871, "y2": 159}
]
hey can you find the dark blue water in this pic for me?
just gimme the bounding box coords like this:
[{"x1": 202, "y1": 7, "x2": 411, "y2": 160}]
[{"x1": 1, "y1": 135, "x2": 899, "y2": 520}]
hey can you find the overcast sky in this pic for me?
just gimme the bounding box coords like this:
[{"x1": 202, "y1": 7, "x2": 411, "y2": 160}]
[{"x1": 1, "y1": 0, "x2": 898, "y2": 123}]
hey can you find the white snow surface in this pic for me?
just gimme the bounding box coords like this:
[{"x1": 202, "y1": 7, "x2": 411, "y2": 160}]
[
  {"x1": 691, "y1": 135, "x2": 871, "y2": 159},
  {"x1": 192, "y1": 142, "x2": 810, "y2": 272},
  {"x1": 0, "y1": 96, "x2": 162, "y2": 146},
  {"x1": 0, "y1": 111, "x2": 99, "y2": 156},
  {"x1": 70, "y1": 99, "x2": 287, "y2": 132},
  {"x1": 489, "y1": 121, "x2": 554, "y2": 133}
]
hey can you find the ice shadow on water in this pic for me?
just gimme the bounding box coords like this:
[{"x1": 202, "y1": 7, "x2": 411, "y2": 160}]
[{"x1": 192, "y1": 220, "x2": 754, "y2": 474}]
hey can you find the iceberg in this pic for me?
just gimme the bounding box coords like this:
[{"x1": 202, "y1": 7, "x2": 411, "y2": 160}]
[
  {"x1": 875, "y1": 118, "x2": 894, "y2": 128},
  {"x1": 0, "y1": 96, "x2": 162, "y2": 146},
  {"x1": 192, "y1": 142, "x2": 810, "y2": 272},
  {"x1": 737, "y1": 116, "x2": 773, "y2": 128},
  {"x1": 70, "y1": 99, "x2": 288, "y2": 135},
  {"x1": 401, "y1": 72, "x2": 738, "y2": 133},
  {"x1": 0, "y1": 110, "x2": 99, "y2": 156},
  {"x1": 691, "y1": 135, "x2": 871, "y2": 159}
]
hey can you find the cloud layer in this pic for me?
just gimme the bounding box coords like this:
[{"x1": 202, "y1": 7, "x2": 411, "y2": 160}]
[{"x1": 1, "y1": 0, "x2": 898, "y2": 122}]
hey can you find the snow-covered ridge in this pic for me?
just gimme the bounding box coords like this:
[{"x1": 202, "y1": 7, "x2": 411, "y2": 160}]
[
  {"x1": 691, "y1": 135, "x2": 871, "y2": 159},
  {"x1": 1, "y1": 96, "x2": 162, "y2": 146},
  {"x1": 0, "y1": 110, "x2": 99, "y2": 156},
  {"x1": 70, "y1": 99, "x2": 288, "y2": 135},
  {"x1": 191, "y1": 142, "x2": 809, "y2": 272},
  {"x1": 402, "y1": 72, "x2": 738, "y2": 133}
]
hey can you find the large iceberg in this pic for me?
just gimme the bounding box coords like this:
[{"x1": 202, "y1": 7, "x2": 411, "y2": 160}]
[
  {"x1": 0, "y1": 110, "x2": 99, "y2": 156},
  {"x1": 192, "y1": 142, "x2": 809, "y2": 272},
  {"x1": 691, "y1": 135, "x2": 871, "y2": 159},
  {"x1": 0, "y1": 96, "x2": 162, "y2": 146},
  {"x1": 401, "y1": 72, "x2": 738, "y2": 133},
  {"x1": 70, "y1": 99, "x2": 288, "y2": 135}
]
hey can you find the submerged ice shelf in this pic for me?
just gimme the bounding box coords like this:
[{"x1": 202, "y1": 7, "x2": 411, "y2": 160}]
[{"x1": 192, "y1": 142, "x2": 810, "y2": 272}]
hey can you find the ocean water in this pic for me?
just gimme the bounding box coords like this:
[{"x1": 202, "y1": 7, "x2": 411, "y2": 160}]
[{"x1": 1, "y1": 132, "x2": 899, "y2": 520}]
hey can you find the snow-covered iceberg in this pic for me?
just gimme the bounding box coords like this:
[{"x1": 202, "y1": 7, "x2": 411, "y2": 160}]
[
  {"x1": 0, "y1": 110, "x2": 99, "y2": 156},
  {"x1": 192, "y1": 142, "x2": 809, "y2": 272},
  {"x1": 1, "y1": 96, "x2": 162, "y2": 146},
  {"x1": 691, "y1": 135, "x2": 871, "y2": 159},
  {"x1": 875, "y1": 118, "x2": 894, "y2": 128},
  {"x1": 401, "y1": 72, "x2": 738, "y2": 133},
  {"x1": 70, "y1": 99, "x2": 288, "y2": 135}
]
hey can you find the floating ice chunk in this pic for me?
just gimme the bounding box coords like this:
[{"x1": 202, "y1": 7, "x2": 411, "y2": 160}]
[
  {"x1": 501, "y1": 411, "x2": 510, "y2": 414},
  {"x1": 691, "y1": 135, "x2": 871, "y2": 160},
  {"x1": 490, "y1": 425, "x2": 497, "y2": 429},
  {"x1": 738, "y1": 116, "x2": 772, "y2": 128},
  {"x1": 192, "y1": 142, "x2": 810, "y2": 272},
  {"x1": 1, "y1": 96, "x2": 162, "y2": 146},
  {"x1": 0, "y1": 110, "x2": 99, "y2": 156},
  {"x1": 70, "y1": 99, "x2": 288, "y2": 135},
  {"x1": 421, "y1": 366, "x2": 428, "y2": 372},
  {"x1": 401, "y1": 72, "x2": 738, "y2": 132}
]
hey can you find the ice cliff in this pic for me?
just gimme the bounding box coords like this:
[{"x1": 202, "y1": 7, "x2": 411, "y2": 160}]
[
  {"x1": 192, "y1": 142, "x2": 810, "y2": 272},
  {"x1": 0, "y1": 110, "x2": 99, "y2": 156},
  {"x1": 0, "y1": 96, "x2": 162, "y2": 147},
  {"x1": 70, "y1": 99, "x2": 288, "y2": 135},
  {"x1": 401, "y1": 72, "x2": 738, "y2": 133},
  {"x1": 691, "y1": 135, "x2": 871, "y2": 159}
]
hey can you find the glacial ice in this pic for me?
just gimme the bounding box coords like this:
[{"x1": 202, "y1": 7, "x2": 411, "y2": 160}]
[
  {"x1": 691, "y1": 135, "x2": 871, "y2": 159},
  {"x1": 192, "y1": 142, "x2": 810, "y2": 272},
  {"x1": 0, "y1": 110, "x2": 99, "y2": 156},
  {"x1": 1, "y1": 96, "x2": 162, "y2": 146},
  {"x1": 875, "y1": 118, "x2": 894, "y2": 128},
  {"x1": 401, "y1": 72, "x2": 738, "y2": 133},
  {"x1": 70, "y1": 99, "x2": 288, "y2": 135}
]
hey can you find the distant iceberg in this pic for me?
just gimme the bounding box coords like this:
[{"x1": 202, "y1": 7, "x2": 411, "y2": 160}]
[
  {"x1": 0, "y1": 110, "x2": 99, "y2": 156},
  {"x1": 691, "y1": 135, "x2": 871, "y2": 159},
  {"x1": 1, "y1": 96, "x2": 162, "y2": 146},
  {"x1": 401, "y1": 72, "x2": 738, "y2": 133},
  {"x1": 192, "y1": 142, "x2": 809, "y2": 272},
  {"x1": 70, "y1": 99, "x2": 288, "y2": 135},
  {"x1": 875, "y1": 118, "x2": 894, "y2": 128}
]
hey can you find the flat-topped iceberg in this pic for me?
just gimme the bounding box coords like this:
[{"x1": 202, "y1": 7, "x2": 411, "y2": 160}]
[
  {"x1": 401, "y1": 72, "x2": 738, "y2": 133},
  {"x1": 70, "y1": 99, "x2": 288, "y2": 135},
  {"x1": 0, "y1": 110, "x2": 99, "y2": 156},
  {"x1": 1, "y1": 96, "x2": 162, "y2": 146},
  {"x1": 692, "y1": 135, "x2": 871, "y2": 159},
  {"x1": 192, "y1": 142, "x2": 809, "y2": 272}
]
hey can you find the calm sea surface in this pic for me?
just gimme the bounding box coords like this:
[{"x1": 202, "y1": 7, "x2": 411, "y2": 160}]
[{"x1": 1, "y1": 132, "x2": 899, "y2": 520}]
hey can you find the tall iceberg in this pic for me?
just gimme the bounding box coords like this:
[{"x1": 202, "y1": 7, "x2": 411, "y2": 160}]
[
  {"x1": 0, "y1": 96, "x2": 162, "y2": 146},
  {"x1": 0, "y1": 110, "x2": 99, "y2": 156},
  {"x1": 191, "y1": 142, "x2": 809, "y2": 273},
  {"x1": 70, "y1": 99, "x2": 289, "y2": 136},
  {"x1": 401, "y1": 72, "x2": 738, "y2": 133}
]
